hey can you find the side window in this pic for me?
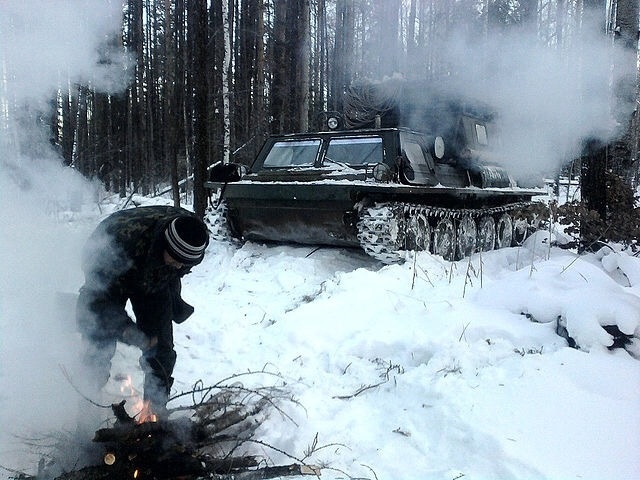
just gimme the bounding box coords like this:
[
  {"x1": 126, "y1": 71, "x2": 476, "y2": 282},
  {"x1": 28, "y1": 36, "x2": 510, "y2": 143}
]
[
  {"x1": 404, "y1": 142, "x2": 426, "y2": 167},
  {"x1": 325, "y1": 137, "x2": 383, "y2": 165},
  {"x1": 402, "y1": 140, "x2": 436, "y2": 185},
  {"x1": 263, "y1": 140, "x2": 321, "y2": 167},
  {"x1": 475, "y1": 124, "x2": 488, "y2": 146}
]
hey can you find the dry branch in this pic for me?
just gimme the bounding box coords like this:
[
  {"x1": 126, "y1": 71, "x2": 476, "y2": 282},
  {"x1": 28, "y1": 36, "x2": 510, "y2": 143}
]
[{"x1": 43, "y1": 381, "x2": 319, "y2": 480}]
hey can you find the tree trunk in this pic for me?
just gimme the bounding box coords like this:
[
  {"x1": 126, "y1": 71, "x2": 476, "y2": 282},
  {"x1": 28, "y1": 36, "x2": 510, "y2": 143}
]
[
  {"x1": 311, "y1": 0, "x2": 327, "y2": 128},
  {"x1": 609, "y1": 0, "x2": 640, "y2": 181},
  {"x1": 297, "y1": 0, "x2": 311, "y2": 131},
  {"x1": 270, "y1": 0, "x2": 287, "y2": 133},
  {"x1": 581, "y1": 138, "x2": 608, "y2": 220},
  {"x1": 209, "y1": 0, "x2": 226, "y2": 168},
  {"x1": 330, "y1": 0, "x2": 354, "y2": 114},
  {"x1": 254, "y1": 0, "x2": 266, "y2": 139},
  {"x1": 165, "y1": 0, "x2": 180, "y2": 207},
  {"x1": 188, "y1": 0, "x2": 208, "y2": 217},
  {"x1": 375, "y1": 0, "x2": 400, "y2": 77},
  {"x1": 579, "y1": 0, "x2": 608, "y2": 228}
]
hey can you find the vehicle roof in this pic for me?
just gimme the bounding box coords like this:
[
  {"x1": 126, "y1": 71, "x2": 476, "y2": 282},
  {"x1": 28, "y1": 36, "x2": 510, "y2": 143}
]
[{"x1": 266, "y1": 127, "x2": 428, "y2": 140}]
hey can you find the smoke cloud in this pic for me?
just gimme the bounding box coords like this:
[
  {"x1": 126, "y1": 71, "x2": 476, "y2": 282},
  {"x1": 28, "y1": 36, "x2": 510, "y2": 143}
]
[
  {"x1": 1, "y1": 0, "x2": 129, "y2": 101},
  {"x1": 441, "y1": 18, "x2": 636, "y2": 184},
  {"x1": 0, "y1": 1, "x2": 128, "y2": 474},
  {"x1": 366, "y1": 15, "x2": 636, "y2": 186}
]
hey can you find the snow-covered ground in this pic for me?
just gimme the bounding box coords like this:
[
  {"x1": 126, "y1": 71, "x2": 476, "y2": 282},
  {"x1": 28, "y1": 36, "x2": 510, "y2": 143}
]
[
  {"x1": 2, "y1": 187, "x2": 638, "y2": 480},
  {"x1": 178, "y1": 216, "x2": 640, "y2": 480}
]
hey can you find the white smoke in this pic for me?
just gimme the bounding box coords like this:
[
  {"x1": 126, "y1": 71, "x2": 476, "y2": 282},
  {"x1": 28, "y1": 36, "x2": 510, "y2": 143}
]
[
  {"x1": 0, "y1": 1, "x2": 128, "y2": 474},
  {"x1": 363, "y1": 14, "x2": 636, "y2": 186},
  {"x1": 442, "y1": 19, "x2": 636, "y2": 184},
  {"x1": 1, "y1": 0, "x2": 129, "y2": 101}
]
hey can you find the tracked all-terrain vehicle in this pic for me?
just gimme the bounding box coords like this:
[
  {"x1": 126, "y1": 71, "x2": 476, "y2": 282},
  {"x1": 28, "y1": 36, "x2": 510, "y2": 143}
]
[{"x1": 205, "y1": 112, "x2": 543, "y2": 263}]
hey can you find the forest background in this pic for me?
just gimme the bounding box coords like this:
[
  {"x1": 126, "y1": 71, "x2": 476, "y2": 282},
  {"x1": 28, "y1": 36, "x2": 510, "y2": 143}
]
[{"x1": 2, "y1": 0, "x2": 639, "y2": 224}]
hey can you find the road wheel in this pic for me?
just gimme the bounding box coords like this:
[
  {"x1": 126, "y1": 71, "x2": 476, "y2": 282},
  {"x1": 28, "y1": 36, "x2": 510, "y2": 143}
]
[
  {"x1": 477, "y1": 216, "x2": 496, "y2": 252},
  {"x1": 405, "y1": 212, "x2": 431, "y2": 252},
  {"x1": 456, "y1": 216, "x2": 477, "y2": 259},
  {"x1": 433, "y1": 217, "x2": 456, "y2": 260},
  {"x1": 513, "y1": 216, "x2": 529, "y2": 245},
  {"x1": 496, "y1": 213, "x2": 513, "y2": 249}
]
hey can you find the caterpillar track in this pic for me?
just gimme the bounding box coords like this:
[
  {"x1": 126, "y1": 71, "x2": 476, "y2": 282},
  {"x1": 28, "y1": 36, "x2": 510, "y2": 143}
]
[
  {"x1": 206, "y1": 201, "x2": 232, "y2": 242},
  {"x1": 357, "y1": 202, "x2": 536, "y2": 264}
]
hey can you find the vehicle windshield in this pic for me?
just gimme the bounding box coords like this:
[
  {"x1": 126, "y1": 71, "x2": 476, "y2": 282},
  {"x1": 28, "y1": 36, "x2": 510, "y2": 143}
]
[
  {"x1": 324, "y1": 137, "x2": 383, "y2": 166},
  {"x1": 262, "y1": 139, "x2": 321, "y2": 167}
]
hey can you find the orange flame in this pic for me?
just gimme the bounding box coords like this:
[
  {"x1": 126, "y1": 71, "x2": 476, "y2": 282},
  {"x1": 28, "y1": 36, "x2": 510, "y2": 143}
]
[
  {"x1": 137, "y1": 400, "x2": 158, "y2": 424},
  {"x1": 118, "y1": 375, "x2": 158, "y2": 424}
]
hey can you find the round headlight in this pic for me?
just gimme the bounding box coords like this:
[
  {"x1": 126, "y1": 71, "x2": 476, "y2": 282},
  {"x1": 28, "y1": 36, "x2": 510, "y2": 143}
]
[
  {"x1": 372, "y1": 162, "x2": 392, "y2": 182},
  {"x1": 327, "y1": 117, "x2": 339, "y2": 130},
  {"x1": 434, "y1": 136, "x2": 445, "y2": 159}
]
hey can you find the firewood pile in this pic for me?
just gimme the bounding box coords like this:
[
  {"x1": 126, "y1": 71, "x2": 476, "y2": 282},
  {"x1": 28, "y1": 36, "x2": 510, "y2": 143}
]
[{"x1": 26, "y1": 381, "x2": 320, "y2": 480}]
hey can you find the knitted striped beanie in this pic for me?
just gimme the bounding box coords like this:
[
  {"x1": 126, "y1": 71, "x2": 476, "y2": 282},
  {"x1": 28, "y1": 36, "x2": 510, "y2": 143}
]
[{"x1": 164, "y1": 216, "x2": 208, "y2": 265}]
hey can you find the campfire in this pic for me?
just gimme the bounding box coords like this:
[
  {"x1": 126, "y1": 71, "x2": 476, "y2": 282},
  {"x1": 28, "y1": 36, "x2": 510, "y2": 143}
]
[{"x1": 32, "y1": 377, "x2": 321, "y2": 480}]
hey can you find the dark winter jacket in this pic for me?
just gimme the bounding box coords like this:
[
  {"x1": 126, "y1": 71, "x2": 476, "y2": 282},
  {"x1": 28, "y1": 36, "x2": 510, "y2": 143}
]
[{"x1": 78, "y1": 205, "x2": 209, "y2": 343}]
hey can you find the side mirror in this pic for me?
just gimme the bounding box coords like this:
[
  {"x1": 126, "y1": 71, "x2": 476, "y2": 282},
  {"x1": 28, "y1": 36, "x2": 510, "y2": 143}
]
[{"x1": 209, "y1": 162, "x2": 247, "y2": 182}]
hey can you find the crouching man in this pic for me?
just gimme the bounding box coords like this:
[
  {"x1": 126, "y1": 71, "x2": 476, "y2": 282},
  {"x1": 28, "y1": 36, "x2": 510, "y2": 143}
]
[{"x1": 76, "y1": 206, "x2": 209, "y2": 417}]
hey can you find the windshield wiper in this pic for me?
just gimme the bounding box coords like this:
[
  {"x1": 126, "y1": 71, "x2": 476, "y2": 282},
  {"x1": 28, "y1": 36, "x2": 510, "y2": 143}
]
[{"x1": 322, "y1": 156, "x2": 351, "y2": 169}]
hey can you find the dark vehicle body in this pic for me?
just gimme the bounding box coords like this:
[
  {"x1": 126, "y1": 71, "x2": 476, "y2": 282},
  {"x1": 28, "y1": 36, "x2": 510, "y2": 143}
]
[{"x1": 206, "y1": 114, "x2": 542, "y2": 262}]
